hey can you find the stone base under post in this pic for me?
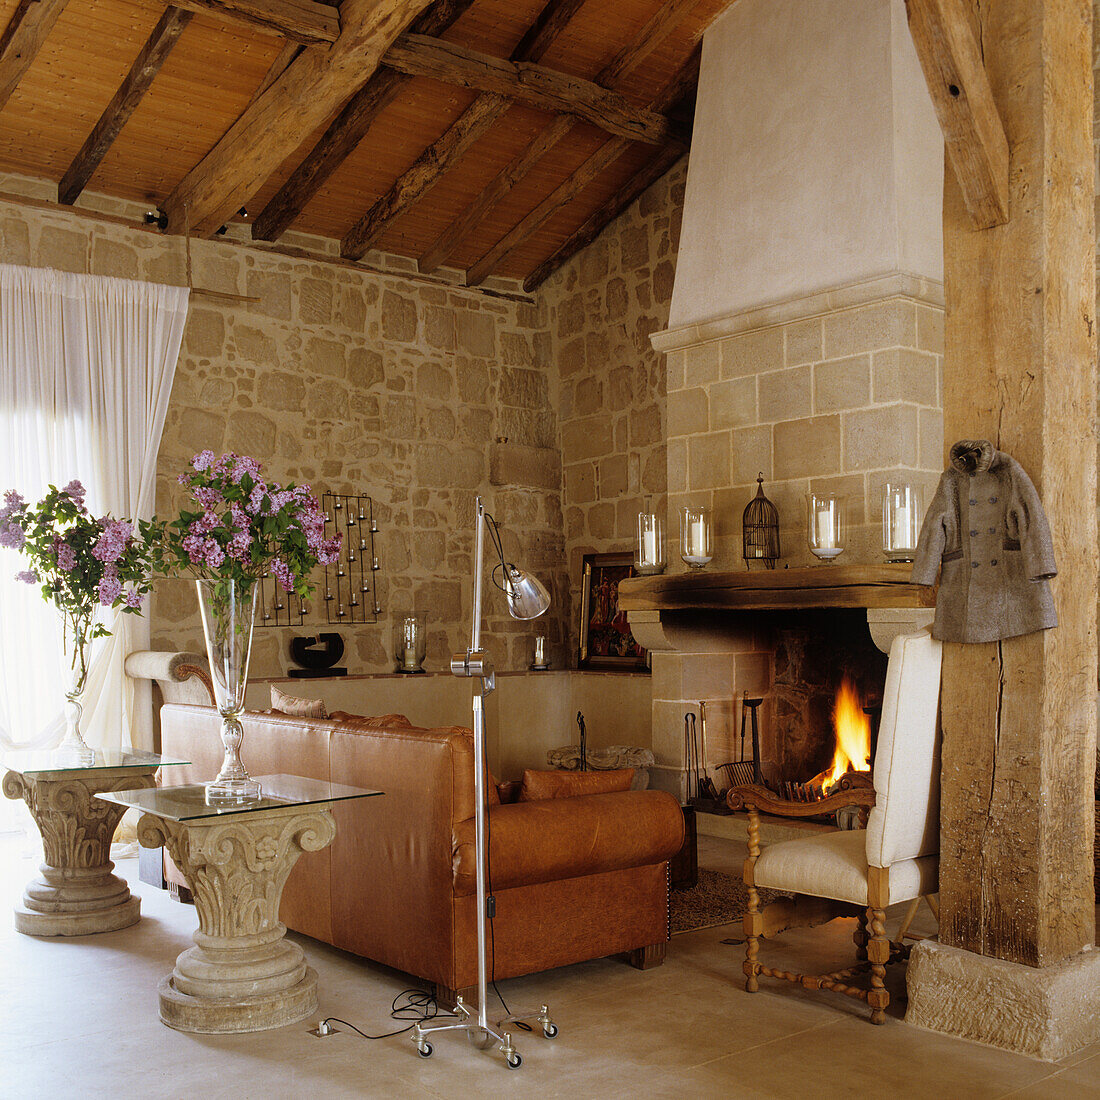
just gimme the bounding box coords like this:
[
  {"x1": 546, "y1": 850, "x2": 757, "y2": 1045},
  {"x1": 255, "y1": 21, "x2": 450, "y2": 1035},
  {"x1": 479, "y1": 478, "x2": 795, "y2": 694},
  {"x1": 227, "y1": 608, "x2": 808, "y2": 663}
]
[{"x1": 905, "y1": 939, "x2": 1100, "y2": 1061}]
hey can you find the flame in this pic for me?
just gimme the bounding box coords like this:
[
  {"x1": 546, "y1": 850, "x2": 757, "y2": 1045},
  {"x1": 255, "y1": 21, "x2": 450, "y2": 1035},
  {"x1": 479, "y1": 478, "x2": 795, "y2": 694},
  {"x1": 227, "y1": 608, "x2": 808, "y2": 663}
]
[{"x1": 823, "y1": 678, "x2": 871, "y2": 792}]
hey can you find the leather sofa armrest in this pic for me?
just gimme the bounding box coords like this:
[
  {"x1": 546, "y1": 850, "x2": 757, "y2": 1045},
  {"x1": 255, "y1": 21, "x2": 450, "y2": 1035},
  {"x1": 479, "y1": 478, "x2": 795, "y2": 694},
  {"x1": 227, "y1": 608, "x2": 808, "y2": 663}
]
[{"x1": 452, "y1": 789, "x2": 684, "y2": 896}]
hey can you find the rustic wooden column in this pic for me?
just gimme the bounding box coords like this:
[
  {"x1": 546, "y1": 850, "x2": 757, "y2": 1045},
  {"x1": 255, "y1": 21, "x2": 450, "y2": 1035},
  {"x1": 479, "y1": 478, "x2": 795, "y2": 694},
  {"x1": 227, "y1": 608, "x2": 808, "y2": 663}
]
[
  {"x1": 934, "y1": 0, "x2": 1096, "y2": 969},
  {"x1": 904, "y1": 0, "x2": 1100, "y2": 1059}
]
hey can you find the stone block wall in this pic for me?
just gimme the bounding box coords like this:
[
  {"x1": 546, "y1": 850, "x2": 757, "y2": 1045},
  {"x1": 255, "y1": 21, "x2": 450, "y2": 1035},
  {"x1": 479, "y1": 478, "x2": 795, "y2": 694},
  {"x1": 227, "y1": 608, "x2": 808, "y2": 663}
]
[
  {"x1": 0, "y1": 187, "x2": 569, "y2": 680},
  {"x1": 542, "y1": 160, "x2": 686, "y2": 655},
  {"x1": 657, "y1": 279, "x2": 945, "y2": 570}
]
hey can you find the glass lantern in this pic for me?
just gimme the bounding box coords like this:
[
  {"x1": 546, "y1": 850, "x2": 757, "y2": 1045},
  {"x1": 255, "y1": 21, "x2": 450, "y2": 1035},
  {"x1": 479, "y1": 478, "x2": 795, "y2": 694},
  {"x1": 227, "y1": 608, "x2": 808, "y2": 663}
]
[
  {"x1": 680, "y1": 506, "x2": 713, "y2": 570},
  {"x1": 882, "y1": 483, "x2": 923, "y2": 562},
  {"x1": 395, "y1": 616, "x2": 426, "y2": 673},
  {"x1": 636, "y1": 511, "x2": 666, "y2": 575},
  {"x1": 806, "y1": 492, "x2": 847, "y2": 562}
]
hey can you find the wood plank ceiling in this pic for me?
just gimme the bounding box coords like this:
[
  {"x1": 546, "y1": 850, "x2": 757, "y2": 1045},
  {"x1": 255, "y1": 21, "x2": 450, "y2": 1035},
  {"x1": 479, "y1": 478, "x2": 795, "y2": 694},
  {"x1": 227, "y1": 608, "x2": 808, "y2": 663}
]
[{"x1": 0, "y1": 0, "x2": 729, "y2": 290}]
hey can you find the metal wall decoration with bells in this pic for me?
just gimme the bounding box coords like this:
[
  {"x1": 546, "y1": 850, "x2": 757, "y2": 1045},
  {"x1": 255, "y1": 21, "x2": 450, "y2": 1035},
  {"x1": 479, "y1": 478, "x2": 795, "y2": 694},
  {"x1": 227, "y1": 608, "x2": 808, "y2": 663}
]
[
  {"x1": 322, "y1": 492, "x2": 381, "y2": 624},
  {"x1": 743, "y1": 473, "x2": 780, "y2": 569}
]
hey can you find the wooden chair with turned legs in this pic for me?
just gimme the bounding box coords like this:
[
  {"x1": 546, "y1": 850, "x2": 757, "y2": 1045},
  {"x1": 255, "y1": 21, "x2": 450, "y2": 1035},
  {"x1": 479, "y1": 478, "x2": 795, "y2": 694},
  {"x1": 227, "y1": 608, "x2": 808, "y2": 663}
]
[{"x1": 728, "y1": 627, "x2": 943, "y2": 1024}]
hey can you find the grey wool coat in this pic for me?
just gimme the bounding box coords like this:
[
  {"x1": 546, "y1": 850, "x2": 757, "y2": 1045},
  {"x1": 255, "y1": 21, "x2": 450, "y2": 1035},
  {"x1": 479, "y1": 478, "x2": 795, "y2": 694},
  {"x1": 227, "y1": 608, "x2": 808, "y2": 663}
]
[{"x1": 911, "y1": 440, "x2": 1057, "y2": 643}]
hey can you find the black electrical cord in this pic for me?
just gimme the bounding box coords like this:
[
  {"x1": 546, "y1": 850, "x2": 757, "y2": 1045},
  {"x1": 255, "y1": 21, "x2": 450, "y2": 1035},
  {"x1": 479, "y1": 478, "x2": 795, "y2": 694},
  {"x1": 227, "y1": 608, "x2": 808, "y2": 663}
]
[{"x1": 317, "y1": 988, "x2": 449, "y2": 1040}]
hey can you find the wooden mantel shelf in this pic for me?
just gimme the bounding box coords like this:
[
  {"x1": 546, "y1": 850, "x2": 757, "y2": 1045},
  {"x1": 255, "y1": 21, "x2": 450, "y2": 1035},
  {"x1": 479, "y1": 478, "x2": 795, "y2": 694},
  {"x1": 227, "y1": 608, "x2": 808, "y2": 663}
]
[{"x1": 618, "y1": 563, "x2": 934, "y2": 612}]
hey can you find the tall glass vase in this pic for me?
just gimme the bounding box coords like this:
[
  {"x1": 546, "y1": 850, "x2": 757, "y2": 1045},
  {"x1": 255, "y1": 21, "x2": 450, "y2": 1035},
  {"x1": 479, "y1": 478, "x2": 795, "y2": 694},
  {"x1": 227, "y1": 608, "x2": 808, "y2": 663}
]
[
  {"x1": 58, "y1": 616, "x2": 94, "y2": 765},
  {"x1": 196, "y1": 578, "x2": 262, "y2": 804}
]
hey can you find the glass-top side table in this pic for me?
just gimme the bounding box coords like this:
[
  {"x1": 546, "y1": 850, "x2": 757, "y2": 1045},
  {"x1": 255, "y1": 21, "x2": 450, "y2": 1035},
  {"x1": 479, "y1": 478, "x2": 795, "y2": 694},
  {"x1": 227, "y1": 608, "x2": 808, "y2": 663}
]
[
  {"x1": 97, "y1": 775, "x2": 382, "y2": 1034},
  {"x1": 2, "y1": 749, "x2": 190, "y2": 937}
]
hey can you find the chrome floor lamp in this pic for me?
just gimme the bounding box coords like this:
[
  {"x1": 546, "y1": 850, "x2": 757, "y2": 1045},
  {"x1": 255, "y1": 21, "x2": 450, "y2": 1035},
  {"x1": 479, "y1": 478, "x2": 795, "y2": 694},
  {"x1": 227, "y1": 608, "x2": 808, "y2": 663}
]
[{"x1": 412, "y1": 496, "x2": 556, "y2": 1069}]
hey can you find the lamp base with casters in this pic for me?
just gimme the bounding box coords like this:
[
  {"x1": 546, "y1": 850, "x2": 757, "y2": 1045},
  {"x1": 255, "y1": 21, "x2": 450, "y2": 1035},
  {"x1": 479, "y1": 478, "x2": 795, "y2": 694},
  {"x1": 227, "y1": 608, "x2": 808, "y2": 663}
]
[{"x1": 411, "y1": 996, "x2": 556, "y2": 1069}]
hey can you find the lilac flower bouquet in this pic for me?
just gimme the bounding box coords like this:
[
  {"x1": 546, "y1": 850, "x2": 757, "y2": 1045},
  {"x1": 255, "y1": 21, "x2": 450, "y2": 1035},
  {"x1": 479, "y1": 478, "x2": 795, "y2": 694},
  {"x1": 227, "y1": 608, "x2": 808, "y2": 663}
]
[
  {"x1": 158, "y1": 450, "x2": 341, "y2": 596},
  {"x1": 0, "y1": 481, "x2": 159, "y2": 715}
]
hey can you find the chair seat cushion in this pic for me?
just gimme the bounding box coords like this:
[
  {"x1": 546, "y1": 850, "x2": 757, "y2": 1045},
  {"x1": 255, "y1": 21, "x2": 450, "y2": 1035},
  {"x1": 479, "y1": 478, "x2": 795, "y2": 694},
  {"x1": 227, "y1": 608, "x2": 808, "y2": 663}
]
[{"x1": 753, "y1": 829, "x2": 938, "y2": 907}]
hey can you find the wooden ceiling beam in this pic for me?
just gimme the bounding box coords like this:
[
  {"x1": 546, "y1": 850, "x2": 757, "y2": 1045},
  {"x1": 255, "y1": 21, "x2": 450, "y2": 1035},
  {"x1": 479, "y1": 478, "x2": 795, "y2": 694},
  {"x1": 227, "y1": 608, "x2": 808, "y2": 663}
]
[
  {"x1": 465, "y1": 49, "x2": 699, "y2": 286},
  {"x1": 340, "y1": 92, "x2": 510, "y2": 258},
  {"x1": 340, "y1": 0, "x2": 585, "y2": 261},
  {"x1": 0, "y1": 0, "x2": 70, "y2": 113},
  {"x1": 382, "y1": 33, "x2": 688, "y2": 146},
  {"x1": 172, "y1": 0, "x2": 339, "y2": 46},
  {"x1": 523, "y1": 144, "x2": 683, "y2": 291},
  {"x1": 162, "y1": 0, "x2": 434, "y2": 238},
  {"x1": 904, "y1": 0, "x2": 1009, "y2": 228},
  {"x1": 58, "y1": 6, "x2": 193, "y2": 206},
  {"x1": 250, "y1": 0, "x2": 474, "y2": 242},
  {"x1": 417, "y1": 0, "x2": 698, "y2": 275}
]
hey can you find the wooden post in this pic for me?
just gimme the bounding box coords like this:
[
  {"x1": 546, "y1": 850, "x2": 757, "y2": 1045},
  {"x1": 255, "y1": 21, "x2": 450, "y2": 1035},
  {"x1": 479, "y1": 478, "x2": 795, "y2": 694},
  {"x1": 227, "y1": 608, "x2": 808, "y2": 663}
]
[{"x1": 937, "y1": 0, "x2": 1096, "y2": 967}]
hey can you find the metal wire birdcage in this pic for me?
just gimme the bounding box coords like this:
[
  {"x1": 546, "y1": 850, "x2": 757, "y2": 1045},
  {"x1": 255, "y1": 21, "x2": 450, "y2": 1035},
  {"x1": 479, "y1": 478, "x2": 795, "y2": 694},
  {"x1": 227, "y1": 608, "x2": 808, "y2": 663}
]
[{"x1": 742, "y1": 473, "x2": 780, "y2": 569}]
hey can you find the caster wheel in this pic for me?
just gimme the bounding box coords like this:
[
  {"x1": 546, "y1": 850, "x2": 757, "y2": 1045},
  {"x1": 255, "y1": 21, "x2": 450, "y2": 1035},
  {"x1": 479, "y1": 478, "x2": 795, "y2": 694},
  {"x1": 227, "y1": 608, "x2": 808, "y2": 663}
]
[
  {"x1": 506, "y1": 1053, "x2": 522, "y2": 1069},
  {"x1": 418, "y1": 1043, "x2": 433, "y2": 1058},
  {"x1": 542, "y1": 1023, "x2": 558, "y2": 1039}
]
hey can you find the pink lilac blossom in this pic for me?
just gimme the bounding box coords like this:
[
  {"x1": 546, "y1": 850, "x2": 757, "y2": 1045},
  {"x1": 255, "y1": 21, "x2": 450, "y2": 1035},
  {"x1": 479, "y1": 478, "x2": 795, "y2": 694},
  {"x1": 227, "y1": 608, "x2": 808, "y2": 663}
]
[
  {"x1": 227, "y1": 530, "x2": 252, "y2": 562},
  {"x1": 56, "y1": 540, "x2": 77, "y2": 572},
  {"x1": 2, "y1": 489, "x2": 25, "y2": 512},
  {"x1": 229, "y1": 504, "x2": 249, "y2": 530},
  {"x1": 271, "y1": 558, "x2": 294, "y2": 591},
  {"x1": 92, "y1": 520, "x2": 132, "y2": 563},
  {"x1": 98, "y1": 575, "x2": 122, "y2": 605},
  {"x1": 0, "y1": 522, "x2": 25, "y2": 550},
  {"x1": 247, "y1": 484, "x2": 268, "y2": 514},
  {"x1": 203, "y1": 541, "x2": 225, "y2": 569},
  {"x1": 193, "y1": 487, "x2": 223, "y2": 510},
  {"x1": 191, "y1": 511, "x2": 219, "y2": 536},
  {"x1": 231, "y1": 455, "x2": 261, "y2": 484},
  {"x1": 124, "y1": 588, "x2": 144, "y2": 609},
  {"x1": 62, "y1": 480, "x2": 86, "y2": 506},
  {"x1": 16, "y1": 569, "x2": 37, "y2": 584},
  {"x1": 192, "y1": 450, "x2": 216, "y2": 472},
  {"x1": 320, "y1": 536, "x2": 341, "y2": 564}
]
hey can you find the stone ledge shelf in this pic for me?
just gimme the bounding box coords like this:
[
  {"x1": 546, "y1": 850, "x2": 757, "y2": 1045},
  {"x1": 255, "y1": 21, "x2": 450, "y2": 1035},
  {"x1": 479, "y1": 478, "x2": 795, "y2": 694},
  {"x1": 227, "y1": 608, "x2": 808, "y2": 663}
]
[{"x1": 621, "y1": 564, "x2": 935, "y2": 655}]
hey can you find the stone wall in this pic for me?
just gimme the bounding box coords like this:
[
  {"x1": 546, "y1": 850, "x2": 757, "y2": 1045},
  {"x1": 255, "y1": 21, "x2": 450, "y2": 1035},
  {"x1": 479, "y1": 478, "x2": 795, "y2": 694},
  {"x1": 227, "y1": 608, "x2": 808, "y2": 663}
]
[
  {"x1": 0, "y1": 188, "x2": 569, "y2": 680},
  {"x1": 543, "y1": 159, "x2": 686, "y2": 654}
]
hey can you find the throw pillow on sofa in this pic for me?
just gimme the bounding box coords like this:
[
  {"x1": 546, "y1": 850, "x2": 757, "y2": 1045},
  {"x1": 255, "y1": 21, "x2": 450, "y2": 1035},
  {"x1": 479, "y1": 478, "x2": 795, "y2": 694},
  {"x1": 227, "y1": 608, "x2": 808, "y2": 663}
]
[
  {"x1": 271, "y1": 684, "x2": 327, "y2": 718},
  {"x1": 518, "y1": 768, "x2": 635, "y2": 802}
]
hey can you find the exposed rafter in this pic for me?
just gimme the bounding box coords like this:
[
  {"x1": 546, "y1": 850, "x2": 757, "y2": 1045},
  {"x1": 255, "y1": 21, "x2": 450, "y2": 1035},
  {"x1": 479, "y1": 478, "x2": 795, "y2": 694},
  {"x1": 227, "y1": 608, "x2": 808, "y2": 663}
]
[
  {"x1": 339, "y1": 0, "x2": 585, "y2": 261},
  {"x1": 417, "y1": 0, "x2": 698, "y2": 274},
  {"x1": 163, "y1": 0, "x2": 435, "y2": 238},
  {"x1": 904, "y1": 0, "x2": 1009, "y2": 228},
  {"x1": 382, "y1": 33, "x2": 688, "y2": 146},
  {"x1": 523, "y1": 144, "x2": 683, "y2": 291},
  {"x1": 465, "y1": 47, "x2": 700, "y2": 285},
  {"x1": 250, "y1": 0, "x2": 475, "y2": 242},
  {"x1": 58, "y1": 7, "x2": 193, "y2": 206},
  {"x1": 172, "y1": 0, "x2": 340, "y2": 45},
  {"x1": 0, "y1": 0, "x2": 70, "y2": 113}
]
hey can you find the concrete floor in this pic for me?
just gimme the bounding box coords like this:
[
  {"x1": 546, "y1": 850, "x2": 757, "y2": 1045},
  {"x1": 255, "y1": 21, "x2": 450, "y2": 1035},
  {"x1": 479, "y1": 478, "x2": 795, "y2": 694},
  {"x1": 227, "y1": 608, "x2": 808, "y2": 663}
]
[{"x1": 1, "y1": 833, "x2": 1098, "y2": 1099}]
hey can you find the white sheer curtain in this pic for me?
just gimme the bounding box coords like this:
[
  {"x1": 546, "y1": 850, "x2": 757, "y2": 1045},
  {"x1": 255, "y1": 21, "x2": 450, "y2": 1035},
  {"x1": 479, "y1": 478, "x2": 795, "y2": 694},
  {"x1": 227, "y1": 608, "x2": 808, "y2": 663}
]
[{"x1": 0, "y1": 264, "x2": 189, "y2": 756}]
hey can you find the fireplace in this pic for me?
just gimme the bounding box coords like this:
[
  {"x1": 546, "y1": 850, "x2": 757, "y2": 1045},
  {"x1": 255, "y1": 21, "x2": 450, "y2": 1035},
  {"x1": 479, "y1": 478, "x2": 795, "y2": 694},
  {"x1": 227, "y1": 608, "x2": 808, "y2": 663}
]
[{"x1": 620, "y1": 565, "x2": 933, "y2": 803}]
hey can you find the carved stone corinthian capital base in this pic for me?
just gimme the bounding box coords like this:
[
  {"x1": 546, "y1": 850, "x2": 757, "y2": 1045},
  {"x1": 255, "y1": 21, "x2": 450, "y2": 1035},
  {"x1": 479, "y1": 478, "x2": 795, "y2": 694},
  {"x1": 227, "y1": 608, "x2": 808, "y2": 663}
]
[
  {"x1": 137, "y1": 806, "x2": 337, "y2": 1033},
  {"x1": 3, "y1": 766, "x2": 157, "y2": 937}
]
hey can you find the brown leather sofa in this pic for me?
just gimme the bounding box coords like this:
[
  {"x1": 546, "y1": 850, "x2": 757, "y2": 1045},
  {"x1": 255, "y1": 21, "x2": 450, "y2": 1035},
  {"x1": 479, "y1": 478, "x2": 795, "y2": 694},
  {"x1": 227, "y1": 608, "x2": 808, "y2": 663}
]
[{"x1": 158, "y1": 703, "x2": 684, "y2": 999}]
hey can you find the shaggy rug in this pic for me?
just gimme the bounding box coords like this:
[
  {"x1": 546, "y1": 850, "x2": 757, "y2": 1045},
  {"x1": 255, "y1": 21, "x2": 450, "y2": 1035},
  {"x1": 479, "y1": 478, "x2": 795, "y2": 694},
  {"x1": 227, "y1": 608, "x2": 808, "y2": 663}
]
[{"x1": 670, "y1": 868, "x2": 778, "y2": 935}]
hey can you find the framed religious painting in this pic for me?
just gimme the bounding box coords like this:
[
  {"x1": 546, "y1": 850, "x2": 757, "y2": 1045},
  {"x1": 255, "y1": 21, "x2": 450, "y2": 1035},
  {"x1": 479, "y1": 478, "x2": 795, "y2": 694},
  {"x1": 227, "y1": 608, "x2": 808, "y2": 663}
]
[{"x1": 577, "y1": 552, "x2": 649, "y2": 672}]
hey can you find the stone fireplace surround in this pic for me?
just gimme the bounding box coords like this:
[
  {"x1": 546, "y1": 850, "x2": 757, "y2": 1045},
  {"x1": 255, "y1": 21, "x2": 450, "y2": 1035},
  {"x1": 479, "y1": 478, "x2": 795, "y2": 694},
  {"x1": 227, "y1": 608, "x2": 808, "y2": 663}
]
[{"x1": 623, "y1": 569, "x2": 934, "y2": 802}]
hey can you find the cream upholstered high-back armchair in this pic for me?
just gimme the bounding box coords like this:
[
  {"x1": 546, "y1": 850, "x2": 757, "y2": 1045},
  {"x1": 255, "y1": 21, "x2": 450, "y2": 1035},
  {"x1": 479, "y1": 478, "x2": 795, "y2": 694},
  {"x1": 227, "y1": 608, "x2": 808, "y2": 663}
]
[{"x1": 728, "y1": 627, "x2": 942, "y2": 1024}]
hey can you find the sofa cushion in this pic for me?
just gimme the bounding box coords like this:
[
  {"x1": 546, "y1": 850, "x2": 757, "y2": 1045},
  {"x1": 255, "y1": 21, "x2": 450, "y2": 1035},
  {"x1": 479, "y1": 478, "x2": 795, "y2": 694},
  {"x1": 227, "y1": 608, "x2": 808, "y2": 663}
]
[
  {"x1": 271, "y1": 684, "x2": 327, "y2": 718},
  {"x1": 518, "y1": 768, "x2": 634, "y2": 802},
  {"x1": 453, "y1": 790, "x2": 684, "y2": 895},
  {"x1": 328, "y1": 711, "x2": 414, "y2": 728}
]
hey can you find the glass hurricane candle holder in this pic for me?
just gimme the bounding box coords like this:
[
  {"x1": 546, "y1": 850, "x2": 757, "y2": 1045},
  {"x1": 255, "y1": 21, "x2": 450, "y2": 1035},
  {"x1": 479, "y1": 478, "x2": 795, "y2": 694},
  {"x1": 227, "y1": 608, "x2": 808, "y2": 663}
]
[
  {"x1": 806, "y1": 492, "x2": 847, "y2": 563},
  {"x1": 636, "y1": 512, "x2": 666, "y2": 575},
  {"x1": 882, "y1": 483, "x2": 923, "y2": 562},
  {"x1": 395, "y1": 615, "x2": 426, "y2": 673},
  {"x1": 680, "y1": 506, "x2": 713, "y2": 570}
]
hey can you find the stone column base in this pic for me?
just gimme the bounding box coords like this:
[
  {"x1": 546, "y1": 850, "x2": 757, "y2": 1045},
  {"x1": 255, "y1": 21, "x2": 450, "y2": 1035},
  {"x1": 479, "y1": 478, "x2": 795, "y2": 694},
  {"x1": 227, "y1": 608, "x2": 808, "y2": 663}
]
[
  {"x1": 905, "y1": 939, "x2": 1100, "y2": 1061},
  {"x1": 158, "y1": 965, "x2": 319, "y2": 1034}
]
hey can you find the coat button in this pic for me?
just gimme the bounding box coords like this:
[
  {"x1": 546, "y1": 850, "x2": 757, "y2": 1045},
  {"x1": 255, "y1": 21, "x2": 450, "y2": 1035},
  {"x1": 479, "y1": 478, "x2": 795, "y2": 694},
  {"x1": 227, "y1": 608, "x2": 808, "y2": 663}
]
[
  {"x1": 989, "y1": 496, "x2": 998, "y2": 503},
  {"x1": 971, "y1": 562, "x2": 979, "y2": 568},
  {"x1": 991, "y1": 559, "x2": 998, "y2": 566},
  {"x1": 969, "y1": 498, "x2": 977, "y2": 505},
  {"x1": 970, "y1": 529, "x2": 978, "y2": 536}
]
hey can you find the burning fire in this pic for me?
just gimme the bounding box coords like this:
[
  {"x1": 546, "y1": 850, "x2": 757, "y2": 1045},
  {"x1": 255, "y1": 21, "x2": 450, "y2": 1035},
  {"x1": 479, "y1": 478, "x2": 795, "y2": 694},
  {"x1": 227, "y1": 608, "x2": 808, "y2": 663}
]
[{"x1": 814, "y1": 677, "x2": 872, "y2": 794}]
